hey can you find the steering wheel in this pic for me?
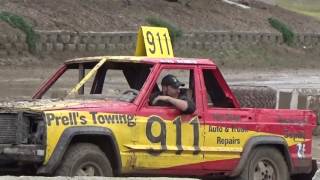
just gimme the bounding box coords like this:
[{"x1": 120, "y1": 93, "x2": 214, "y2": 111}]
[
  {"x1": 119, "y1": 89, "x2": 139, "y2": 102},
  {"x1": 121, "y1": 89, "x2": 139, "y2": 96}
]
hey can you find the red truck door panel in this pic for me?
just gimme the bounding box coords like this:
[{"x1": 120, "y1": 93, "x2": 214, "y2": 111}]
[
  {"x1": 198, "y1": 67, "x2": 255, "y2": 171},
  {"x1": 134, "y1": 64, "x2": 206, "y2": 174}
]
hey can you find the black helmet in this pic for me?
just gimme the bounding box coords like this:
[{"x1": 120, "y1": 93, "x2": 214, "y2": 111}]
[{"x1": 161, "y1": 74, "x2": 185, "y2": 89}]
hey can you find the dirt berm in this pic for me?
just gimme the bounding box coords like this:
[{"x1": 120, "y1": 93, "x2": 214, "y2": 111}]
[{"x1": 1, "y1": 0, "x2": 320, "y2": 32}]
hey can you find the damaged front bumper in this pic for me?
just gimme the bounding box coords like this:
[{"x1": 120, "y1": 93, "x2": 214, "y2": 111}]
[
  {"x1": 0, "y1": 109, "x2": 46, "y2": 165},
  {"x1": 0, "y1": 144, "x2": 45, "y2": 163}
]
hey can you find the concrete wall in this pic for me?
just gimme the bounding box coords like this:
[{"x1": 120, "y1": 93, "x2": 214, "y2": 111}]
[
  {"x1": 1, "y1": 30, "x2": 320, "y2": 56},
  {"x1": 0, "y1": 33, "x2": 28, "y2": 56},
  {"x1": 34, "y1": 31, "x2": 136, "y2": 54}
]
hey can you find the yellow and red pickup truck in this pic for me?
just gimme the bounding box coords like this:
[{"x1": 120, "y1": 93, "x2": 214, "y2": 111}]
[{"x1": 0, "y1": 56, "x2": 317, "y2": 180}]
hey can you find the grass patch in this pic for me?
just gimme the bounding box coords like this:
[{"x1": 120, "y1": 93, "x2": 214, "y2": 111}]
[
  {"x1": 0, "y1": 11, "x2": 38, "y2": 53},
  {"x1": 146, "y1": 17, "x2": 182, "y2": 45},
  {"x1": 268, "y1": 17, "x2": 295, "y2": 46},
  {"x1": 276, "y1": 0, "x2": 320, "y2": 20}
]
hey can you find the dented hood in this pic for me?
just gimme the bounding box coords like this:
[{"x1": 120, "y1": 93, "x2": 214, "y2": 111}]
[{"x1": 0, "y1": 99, "x2": 135, "y2": 112}]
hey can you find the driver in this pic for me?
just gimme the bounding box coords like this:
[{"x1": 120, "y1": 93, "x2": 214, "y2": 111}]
[{"x1": 150, "y1": 74, "x2": 195, "y2": 114}]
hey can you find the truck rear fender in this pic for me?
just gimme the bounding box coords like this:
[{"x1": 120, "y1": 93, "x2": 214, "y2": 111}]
[
  {"x1": 37, "y1": 126, "x2": 121, "y2": 175},
  {"x1": 229, "y1": 136, "x2": 293, "y2": 177}
]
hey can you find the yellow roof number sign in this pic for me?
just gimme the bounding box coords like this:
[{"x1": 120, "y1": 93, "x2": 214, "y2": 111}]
[{"x1": 135, "y1": 26, "x2": 174, "y2": 58}]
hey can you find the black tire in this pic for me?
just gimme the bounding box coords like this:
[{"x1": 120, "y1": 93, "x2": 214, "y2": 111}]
[
  {"x1": 235, "y1": 147, "x2": 289, "y2": 180},
  {"x1": 55, "y1": 143, "x2": 113, "y2": 177},
  {"x1": 231, "y1": 86, "x2": 277, "y2": 109}
]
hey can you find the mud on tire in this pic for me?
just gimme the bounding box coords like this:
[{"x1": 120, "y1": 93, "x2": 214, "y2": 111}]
[
  {"x1": 231, "y1": 86, "x2": 277, "y2": 109},
  {"x1": 235, "y1": 146, "x2": 289, "y2": 180},
  {"x1": 55, "y1": 143, "x2": 113, "y2": 177}
]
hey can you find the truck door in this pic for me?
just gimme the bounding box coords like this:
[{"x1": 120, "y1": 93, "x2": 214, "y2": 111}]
[
  {"x1": 134, "y1": 64, "x2": 205, "y2": 175},
  {"x1": 199, "y1": 67, "x2": 254, "y2": 172}
]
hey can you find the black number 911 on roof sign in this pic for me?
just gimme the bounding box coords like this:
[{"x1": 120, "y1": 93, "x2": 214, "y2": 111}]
[{"x1": 135, "y1": 26, "x2": 174, "y2": 58}]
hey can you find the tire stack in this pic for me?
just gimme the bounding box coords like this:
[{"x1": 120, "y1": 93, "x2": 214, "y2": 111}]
[{"x1": 230, "y1": 85, "x2": 277, "y2": 109}]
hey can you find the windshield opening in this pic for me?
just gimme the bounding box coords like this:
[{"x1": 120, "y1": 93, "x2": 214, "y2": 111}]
[{"x1": 42, "y1": 61, "x2": 153, "y2": 102}]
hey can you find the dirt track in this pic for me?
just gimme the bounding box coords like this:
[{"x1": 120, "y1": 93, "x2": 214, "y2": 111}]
[{"x1": 223, "y1": 69, "x2": 320, "y2": 91}]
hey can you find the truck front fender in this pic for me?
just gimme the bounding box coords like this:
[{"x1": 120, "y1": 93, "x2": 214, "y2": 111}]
[{"x1": 37, "y1": 126, "x2": 121, "y2": 175}]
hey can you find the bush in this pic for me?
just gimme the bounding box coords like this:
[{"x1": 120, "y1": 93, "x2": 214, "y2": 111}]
[
  {"x1": 0, "y1": 11, "x2": 38, "y2": 53},
  {"x1": 268, "y1": 17, "x2": 295, "y2": 46},
  {"x1": 146, "y1": 17, "x2": 183, "y2": 45}
]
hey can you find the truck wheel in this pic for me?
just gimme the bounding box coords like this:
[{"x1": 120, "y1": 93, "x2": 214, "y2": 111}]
[
  {"x1": 235, "y1": 147, "x2": 289, "y2": 180},
  {"x1": 55, "y1": 143, "x2": 113, "y2": 177}
]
